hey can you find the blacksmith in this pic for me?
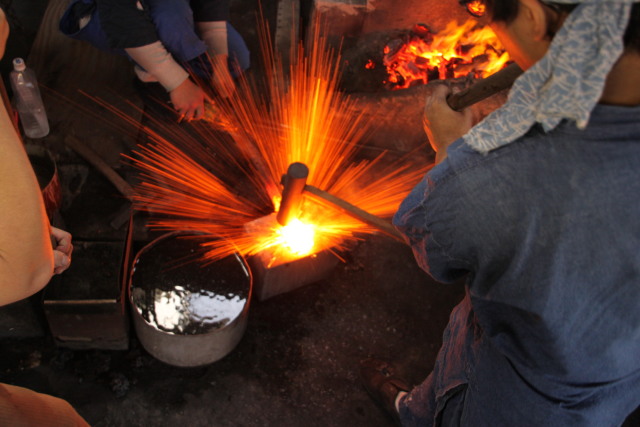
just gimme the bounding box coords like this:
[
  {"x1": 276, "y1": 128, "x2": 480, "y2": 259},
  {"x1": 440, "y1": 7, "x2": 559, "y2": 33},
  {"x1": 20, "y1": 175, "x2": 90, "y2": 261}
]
[{"x1": 361, "y1": 0, "x2": 640, "y2": 425}]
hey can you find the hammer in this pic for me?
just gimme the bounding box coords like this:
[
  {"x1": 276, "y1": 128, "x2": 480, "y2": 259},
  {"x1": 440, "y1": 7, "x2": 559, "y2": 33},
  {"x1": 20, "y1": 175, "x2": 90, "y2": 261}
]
[{"x1": 277, "y1": 162, "x2": 405, "y2": 243}]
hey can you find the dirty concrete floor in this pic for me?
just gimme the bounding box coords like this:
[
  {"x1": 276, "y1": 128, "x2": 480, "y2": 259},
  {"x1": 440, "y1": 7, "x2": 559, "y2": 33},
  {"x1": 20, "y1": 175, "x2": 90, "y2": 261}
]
[
  {"x1": 1, "y1": 1, "x2": 639, "y2": 426},
  {"x1": 2, "y1": 236, "x2": 466, "y2": 427}
]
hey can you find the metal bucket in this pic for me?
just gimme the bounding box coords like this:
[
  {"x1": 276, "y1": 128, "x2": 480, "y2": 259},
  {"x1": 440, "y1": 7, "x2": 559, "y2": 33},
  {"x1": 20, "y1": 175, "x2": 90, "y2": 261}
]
[{"x1": 128, "y1": 231, "x2": 252, "y2": 367}]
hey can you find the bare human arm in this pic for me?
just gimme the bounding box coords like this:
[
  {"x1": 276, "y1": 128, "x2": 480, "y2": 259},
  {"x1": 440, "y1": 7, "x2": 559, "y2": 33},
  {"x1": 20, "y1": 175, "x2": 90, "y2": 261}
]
[
  {"x1": 96, "y1": 0, "x2": 208, "y2": 120},
  {"x1": 0, "y1": 7, "x2": 7, "y2": 59},
  {"x1": 0, "y1": 69, "x2": 54, "y2": 306},
  {"x1": 126, "y1": 42, "x2": 207, "y2": 121},
  {"x1": 0, "y1": 8, "x2": 73, "y2": 305}
]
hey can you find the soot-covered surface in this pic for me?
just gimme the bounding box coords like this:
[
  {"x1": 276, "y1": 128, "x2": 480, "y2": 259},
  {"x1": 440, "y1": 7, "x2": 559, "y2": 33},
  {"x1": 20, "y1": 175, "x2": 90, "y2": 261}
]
[{"x1": 1, "y1": 234, "x2": 466, "y2": 427}]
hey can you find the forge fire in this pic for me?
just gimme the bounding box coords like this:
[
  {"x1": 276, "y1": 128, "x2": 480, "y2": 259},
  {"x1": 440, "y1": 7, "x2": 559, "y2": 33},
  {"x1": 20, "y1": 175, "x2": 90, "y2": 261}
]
[{"x1": 379, "y1": 19, "x2": 510, "y2": 90}]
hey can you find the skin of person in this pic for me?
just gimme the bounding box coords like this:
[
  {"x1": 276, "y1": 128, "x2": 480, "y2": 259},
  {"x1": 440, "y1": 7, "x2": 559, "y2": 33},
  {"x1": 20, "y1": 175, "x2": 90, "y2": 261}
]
[
  {"x1": 1, "y1": 8, "x2": 88, "y2": 425},
  {"x1": 0, "y1": 7, "x2": 72, "y2": 307}
]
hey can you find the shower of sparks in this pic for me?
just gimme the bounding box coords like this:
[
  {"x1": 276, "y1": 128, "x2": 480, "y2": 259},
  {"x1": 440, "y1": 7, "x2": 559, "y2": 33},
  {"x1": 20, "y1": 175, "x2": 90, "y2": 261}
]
[{"x1": 119, "y1": 16, "x2": 429, "y2": 263}]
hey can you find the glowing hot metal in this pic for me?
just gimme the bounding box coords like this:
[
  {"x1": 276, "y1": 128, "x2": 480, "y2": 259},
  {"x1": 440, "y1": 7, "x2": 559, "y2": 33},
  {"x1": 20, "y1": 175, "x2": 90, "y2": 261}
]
[{"x1": 279, "y1": 161, "x2": 405, "y2": 241}]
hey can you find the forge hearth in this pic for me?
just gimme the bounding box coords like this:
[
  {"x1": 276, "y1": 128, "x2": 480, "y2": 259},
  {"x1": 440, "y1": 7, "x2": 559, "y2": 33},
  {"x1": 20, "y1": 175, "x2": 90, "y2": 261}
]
[
  {"x1": 271, "y1": 0, "x2": 509, "y2": 157},
  {"x1": 336, "y1": 29, "x2": 510, "y2": 156}
]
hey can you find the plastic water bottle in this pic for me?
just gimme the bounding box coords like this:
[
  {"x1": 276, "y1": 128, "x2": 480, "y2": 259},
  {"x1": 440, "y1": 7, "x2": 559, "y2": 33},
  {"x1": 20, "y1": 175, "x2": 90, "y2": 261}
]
[{"x1": 9, "y1": 58, "x2": 50, "y2": 138}]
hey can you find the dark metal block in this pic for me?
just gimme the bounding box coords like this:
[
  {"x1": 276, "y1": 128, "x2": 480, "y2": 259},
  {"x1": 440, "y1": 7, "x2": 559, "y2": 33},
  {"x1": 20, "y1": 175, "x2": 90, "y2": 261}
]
[
  {"x1": 245, "y1": 214, "x2": 340, "y2": 301},
  {"x1": 43, "y1": 216, "x2": 135, "y2": 350},
  {"x1": 248, "y1": 248, "x2": 340, "y2": 301}
]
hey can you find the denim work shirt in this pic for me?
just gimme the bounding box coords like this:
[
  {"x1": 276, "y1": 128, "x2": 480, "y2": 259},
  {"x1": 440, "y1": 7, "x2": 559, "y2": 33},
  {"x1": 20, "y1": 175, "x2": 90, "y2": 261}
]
[{"x1": 394, "y1": 104, "x2": 640, "y2": 426}]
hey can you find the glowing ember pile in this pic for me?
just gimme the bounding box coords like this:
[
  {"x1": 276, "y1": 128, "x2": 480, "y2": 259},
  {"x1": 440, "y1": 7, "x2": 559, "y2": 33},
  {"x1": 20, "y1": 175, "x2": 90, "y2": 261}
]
[
  {"x1": 381, "y1": 19, "x2": 510, "y2": 90},
  {"x1": 111, "y1": 16, "x2": 429, "y2": 265}
]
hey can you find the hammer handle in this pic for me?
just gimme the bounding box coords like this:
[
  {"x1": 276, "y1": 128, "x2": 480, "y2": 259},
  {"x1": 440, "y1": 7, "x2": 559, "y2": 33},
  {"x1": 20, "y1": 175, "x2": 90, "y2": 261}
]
[
  {"x1": 446, "y1": 62, "x2": 523, "y2": 111},
  {"x1": 304, "y1": 185, "x2": 406, "y2": 243}
]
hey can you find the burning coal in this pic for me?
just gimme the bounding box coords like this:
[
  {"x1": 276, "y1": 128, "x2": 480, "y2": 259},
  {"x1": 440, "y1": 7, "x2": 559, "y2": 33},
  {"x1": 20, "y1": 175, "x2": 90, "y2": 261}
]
[{"x1": 380, "y1": 19, "x2": 510, "y2": 90}]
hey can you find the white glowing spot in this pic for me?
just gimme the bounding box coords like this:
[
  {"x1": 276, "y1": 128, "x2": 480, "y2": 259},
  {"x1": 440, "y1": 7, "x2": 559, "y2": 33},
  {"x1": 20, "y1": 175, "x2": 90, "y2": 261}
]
[{"x1": 278, "y1": 219, "x2": 316, "y2": 256}]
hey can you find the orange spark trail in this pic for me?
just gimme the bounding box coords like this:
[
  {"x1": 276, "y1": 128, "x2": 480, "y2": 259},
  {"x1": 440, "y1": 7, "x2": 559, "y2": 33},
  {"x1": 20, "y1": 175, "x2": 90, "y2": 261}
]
[{"x1": 125, "y1": 16, "x2": 430, "y2": 263}]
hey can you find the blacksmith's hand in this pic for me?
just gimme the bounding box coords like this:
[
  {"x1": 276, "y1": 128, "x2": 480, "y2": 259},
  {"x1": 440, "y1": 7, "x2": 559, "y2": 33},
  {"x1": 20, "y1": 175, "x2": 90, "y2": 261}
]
[
  {"x1": 423, "y1": 83, "x2": 475, "y2": 164},
  {"x1": 51, "y1": 227, "x2": 73, "y2": 275},
  {"x1": 170, "y1": 78, "x2": 206, "y2": 122}
]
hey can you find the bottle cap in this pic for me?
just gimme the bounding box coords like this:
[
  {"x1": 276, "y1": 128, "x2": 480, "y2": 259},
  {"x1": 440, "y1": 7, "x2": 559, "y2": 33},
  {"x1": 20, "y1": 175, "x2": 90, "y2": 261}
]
[{"x1": 12, "y1": 58, "x2": 26, "y2": 72}]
